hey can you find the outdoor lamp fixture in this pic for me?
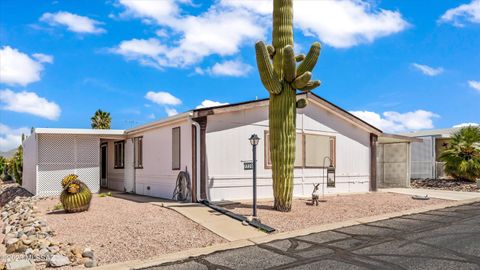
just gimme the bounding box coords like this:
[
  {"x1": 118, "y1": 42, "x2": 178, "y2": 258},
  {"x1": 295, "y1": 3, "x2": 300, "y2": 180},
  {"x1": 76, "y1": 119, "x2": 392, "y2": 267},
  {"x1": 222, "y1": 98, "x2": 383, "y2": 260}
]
[
  {"x1": 322, "y1": 156, "x2": 336, "y2": 200},
  {"x1": 249, "y1": 134, "x2": 260, "y2": 217}
]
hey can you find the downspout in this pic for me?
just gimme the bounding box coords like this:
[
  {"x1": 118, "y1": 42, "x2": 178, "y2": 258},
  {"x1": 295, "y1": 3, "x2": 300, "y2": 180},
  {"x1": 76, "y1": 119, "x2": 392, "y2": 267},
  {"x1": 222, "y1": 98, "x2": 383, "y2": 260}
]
[{"x1": 192, "y1": 121, "x2": 201, "y2": 202}]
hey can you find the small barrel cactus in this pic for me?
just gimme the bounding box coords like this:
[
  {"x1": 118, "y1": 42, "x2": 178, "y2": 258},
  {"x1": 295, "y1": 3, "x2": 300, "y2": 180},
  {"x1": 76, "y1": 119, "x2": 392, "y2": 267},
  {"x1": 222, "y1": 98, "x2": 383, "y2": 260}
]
[{"x1": 60, "y1": 174, "x2": 92, "y2": 213}]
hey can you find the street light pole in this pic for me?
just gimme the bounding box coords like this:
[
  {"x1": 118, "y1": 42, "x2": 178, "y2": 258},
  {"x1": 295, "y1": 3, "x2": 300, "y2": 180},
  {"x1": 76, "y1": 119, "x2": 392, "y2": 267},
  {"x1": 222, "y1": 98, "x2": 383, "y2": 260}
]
[
  {"x1": 252, "y1": 142, "x2": 257, "y2": 217},
  {"x1": 249, "y1": 134, "x2": 260, "y2": 217}
]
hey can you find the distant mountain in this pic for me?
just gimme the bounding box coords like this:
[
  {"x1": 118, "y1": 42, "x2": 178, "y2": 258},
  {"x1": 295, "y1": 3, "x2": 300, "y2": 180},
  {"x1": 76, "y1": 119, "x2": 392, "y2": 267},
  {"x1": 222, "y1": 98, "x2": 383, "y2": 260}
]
[{"x1": 0, "y1": 149, "x2": 16, "y2": 159}]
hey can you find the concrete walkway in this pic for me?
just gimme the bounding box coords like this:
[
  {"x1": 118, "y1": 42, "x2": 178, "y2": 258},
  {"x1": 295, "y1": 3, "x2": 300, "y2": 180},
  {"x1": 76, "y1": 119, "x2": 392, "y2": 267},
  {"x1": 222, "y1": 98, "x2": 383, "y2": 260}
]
[
  {"x1": 381, "y1": 188, "x2": 480, "y2": 201},
  {"x1": 159, "y1": 203, "x2": 267, "y2": 241}
]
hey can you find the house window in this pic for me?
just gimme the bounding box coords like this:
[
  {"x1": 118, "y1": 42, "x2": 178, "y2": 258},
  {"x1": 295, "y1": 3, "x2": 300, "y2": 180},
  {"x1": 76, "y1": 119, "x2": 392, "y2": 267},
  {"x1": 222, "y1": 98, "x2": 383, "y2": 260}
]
[
  {"x1": 114, "y1": 141, "x2": 125, "y2": 168},
  {"x1": 134, "y1": 137, "x2": 143, "y2": 168},
  {"x1": 264, "y1": 131, "x2": 336, "y2": 168},
  {"x1": 172, "y1": 127, "x2": 181, "y2": 170},
  {"x1": 304, "y1": 134, "x2": 336, "y2": 168},
  {"x1": 265, "y1": 131, "x2": 303, "y2": 168}
]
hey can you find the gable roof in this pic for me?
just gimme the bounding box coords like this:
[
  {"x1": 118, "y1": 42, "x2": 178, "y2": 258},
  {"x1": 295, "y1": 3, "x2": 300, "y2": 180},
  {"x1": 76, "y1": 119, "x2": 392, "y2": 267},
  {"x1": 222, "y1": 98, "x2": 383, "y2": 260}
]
[{"x1": 193, "y1": 92, "x2": 383, "y2": 134}]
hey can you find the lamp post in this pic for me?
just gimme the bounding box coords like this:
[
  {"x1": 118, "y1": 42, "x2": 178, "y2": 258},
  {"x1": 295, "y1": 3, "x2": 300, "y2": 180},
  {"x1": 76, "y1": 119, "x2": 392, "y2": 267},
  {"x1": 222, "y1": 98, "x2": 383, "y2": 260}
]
[
  {"x1": 322, "y1": 156, "x2": 336, "y2": 200},
  {"x1": 249, "y1": 134, "x2": 260, "y2": 217}
]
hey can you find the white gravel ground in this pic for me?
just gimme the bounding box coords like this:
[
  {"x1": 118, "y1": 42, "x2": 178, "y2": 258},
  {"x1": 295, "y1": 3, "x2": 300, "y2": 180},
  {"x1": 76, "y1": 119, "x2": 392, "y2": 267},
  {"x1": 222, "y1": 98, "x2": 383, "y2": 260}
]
[
  {"x1": 225, "y1": 192, "x2": 448, "y2": 232},
  {"x1": 35, "y1": 195, "x2": 226, "y2": 266}
]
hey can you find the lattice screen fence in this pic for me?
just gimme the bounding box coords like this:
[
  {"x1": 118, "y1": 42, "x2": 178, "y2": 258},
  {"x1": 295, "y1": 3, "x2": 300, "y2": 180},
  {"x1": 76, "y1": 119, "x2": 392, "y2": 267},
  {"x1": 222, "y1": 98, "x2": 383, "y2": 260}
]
[
  {"x1": 410, "y1": 136, "x2": 434, "y2": 179},
  {"x1": 37, "y1": 134, "x2": 100, "y2": 196}
]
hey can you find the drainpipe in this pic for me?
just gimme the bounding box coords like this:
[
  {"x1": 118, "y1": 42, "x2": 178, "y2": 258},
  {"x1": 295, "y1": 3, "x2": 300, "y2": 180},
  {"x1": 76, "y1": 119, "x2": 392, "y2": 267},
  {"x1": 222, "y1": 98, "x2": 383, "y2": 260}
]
[{"x1": 192, "y1": 121, "x2": 201, "y2": 202}]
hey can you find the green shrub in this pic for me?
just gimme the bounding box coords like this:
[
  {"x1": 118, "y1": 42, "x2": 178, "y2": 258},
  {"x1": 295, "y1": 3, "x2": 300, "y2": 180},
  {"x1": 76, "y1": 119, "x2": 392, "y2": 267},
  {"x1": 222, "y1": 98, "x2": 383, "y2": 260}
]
[{"x1": 439, "y1": 126, "x2": 480, "y2": 181}]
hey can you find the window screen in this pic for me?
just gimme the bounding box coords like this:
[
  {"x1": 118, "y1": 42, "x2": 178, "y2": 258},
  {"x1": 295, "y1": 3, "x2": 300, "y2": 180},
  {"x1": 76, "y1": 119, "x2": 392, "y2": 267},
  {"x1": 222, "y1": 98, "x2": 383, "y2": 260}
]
[
  {"x1": 134, "y1": 137, "x2": 143, "y2": 168},
  {"x1": 114, "y1": 141, "x2": 125, "y2": 168},
  {"x1": 172, "y1": 127, "x2": 181, "y2": 170},
  {"x1": 265, "y1": 132, "x2": 303, "y2": 167},
  {"x1": 304, "y1": 134, "x2": 335, "y2": 167}
]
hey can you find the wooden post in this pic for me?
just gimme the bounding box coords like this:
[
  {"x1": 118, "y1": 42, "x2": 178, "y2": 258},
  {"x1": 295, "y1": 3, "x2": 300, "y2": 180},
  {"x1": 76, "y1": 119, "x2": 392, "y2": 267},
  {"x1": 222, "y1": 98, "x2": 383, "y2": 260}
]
[
  {"x1": 194, "y1": 117, "x2": 208, "y2": 200},
  {"x1": 370, "y1": 133, "x2": 378, "y2": 192}
]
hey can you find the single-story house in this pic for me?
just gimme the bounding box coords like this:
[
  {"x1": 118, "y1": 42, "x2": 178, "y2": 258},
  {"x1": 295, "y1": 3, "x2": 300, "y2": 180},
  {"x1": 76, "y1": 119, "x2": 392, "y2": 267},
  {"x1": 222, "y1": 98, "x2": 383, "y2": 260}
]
[
  {"x1": 22, "y1": 92, "x2": 417, "y2": 201},
  {"x1": 400, "y1": 128, "x2": 457, "y2": 179}
]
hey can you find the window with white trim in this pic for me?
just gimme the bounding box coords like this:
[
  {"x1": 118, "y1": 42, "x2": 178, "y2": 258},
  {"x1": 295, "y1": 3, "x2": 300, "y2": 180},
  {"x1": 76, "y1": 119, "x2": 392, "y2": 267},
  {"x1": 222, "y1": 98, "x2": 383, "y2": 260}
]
[{"x1": 114, "y1": 141, "x2": 125, "y2": 168}]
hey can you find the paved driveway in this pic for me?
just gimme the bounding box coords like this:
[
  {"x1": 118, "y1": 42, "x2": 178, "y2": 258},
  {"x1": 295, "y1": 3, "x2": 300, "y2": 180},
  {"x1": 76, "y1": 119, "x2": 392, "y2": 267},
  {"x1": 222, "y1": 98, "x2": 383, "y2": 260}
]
[{"x1": 144, "y1": 202, "x2": 480, "y2": 270}]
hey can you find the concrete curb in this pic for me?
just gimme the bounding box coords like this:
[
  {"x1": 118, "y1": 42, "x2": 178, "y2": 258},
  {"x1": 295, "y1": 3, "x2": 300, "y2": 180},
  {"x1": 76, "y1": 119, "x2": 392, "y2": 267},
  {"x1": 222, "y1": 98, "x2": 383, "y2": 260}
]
[{"x1": 95, "y1": 198, "x2": 480, "y2": 269}]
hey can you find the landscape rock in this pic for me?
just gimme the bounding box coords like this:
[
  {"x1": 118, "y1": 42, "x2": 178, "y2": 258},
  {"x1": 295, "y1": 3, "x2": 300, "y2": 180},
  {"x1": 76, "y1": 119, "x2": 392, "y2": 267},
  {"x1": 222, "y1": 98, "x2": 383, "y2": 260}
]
[
  {"x1": 82, "y1": 247, "x2": 94, "y2": 258},
  {"x1": 5, "y1": 259, "x2": 35, "y2": 270},
  {"x1": 84, "y1": 258, "x2": 98, "y2": 268},
  {"x1": 48, "y1": 254, "x2": 70, "y2": 267},
  {"x1": 411, "y1": 178, "x2": 479, "y2": 192}
]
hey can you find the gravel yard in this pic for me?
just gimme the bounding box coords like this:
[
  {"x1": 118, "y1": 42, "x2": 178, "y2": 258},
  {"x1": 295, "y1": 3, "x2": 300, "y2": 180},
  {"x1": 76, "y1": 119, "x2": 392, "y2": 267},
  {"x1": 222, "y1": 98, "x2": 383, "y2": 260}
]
[
  {"x1": 35, "y1": 195, "x2": 226, "y2": 266},
  {"x1": 224, "y1": 192, "x2": 448, "y2": 232},
  {"x1": 411, "y1": 178, "x2": 479, "y2": 192}
]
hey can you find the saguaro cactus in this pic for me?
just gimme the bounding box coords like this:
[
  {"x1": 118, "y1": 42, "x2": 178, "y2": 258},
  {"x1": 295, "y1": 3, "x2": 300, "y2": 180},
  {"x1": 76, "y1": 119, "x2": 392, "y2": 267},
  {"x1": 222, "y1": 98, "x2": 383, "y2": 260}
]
[{"x1": 256, "y1": 0, "x2": 321, "y2": 211}]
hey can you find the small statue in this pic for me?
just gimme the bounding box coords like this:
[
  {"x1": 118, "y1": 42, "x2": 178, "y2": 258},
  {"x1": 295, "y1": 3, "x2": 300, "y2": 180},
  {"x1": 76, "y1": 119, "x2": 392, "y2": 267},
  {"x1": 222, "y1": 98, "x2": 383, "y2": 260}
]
[{"x1": 312, "y1": 183, "x2": 321, "y2": 206}]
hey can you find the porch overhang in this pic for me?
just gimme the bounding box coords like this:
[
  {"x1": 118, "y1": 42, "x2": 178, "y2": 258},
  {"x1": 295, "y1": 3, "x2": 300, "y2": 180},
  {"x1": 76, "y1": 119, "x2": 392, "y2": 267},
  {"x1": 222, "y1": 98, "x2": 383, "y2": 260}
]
[{"x1": 378, "y1": 133, "x2": 422, "y2": 144}]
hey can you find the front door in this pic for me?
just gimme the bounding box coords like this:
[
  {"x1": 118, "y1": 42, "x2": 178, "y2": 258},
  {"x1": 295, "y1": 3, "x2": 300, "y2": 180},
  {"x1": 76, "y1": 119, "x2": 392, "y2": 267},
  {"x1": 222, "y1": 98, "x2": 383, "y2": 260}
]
[{"x1": 100, "y1": 143, "x2": 108, "y2": 188}]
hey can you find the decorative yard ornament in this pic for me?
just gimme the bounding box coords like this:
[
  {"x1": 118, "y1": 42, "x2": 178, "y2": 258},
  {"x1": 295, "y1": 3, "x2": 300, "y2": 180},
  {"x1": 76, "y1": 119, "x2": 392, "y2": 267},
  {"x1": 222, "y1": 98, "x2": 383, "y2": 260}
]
[
  {"x1": 255, "y1": 0, "x2": 321, "y2": 211},
  {"x1": 60, "y1": 174, "x2": 92, "y2": 213}
]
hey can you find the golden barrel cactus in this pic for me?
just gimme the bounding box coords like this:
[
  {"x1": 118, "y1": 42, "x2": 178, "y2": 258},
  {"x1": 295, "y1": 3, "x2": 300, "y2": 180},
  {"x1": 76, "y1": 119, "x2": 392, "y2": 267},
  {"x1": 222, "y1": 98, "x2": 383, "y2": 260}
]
[{"x1": 60, "y1": 174, "x2": 92, "y2": 213}]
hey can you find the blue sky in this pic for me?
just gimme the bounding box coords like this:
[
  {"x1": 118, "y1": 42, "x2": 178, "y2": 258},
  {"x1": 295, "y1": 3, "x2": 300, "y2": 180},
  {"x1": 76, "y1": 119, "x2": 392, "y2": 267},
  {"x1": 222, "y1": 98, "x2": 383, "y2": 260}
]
[{"x1": 0, "y1": 0, "x2": 479, "y2": 151}]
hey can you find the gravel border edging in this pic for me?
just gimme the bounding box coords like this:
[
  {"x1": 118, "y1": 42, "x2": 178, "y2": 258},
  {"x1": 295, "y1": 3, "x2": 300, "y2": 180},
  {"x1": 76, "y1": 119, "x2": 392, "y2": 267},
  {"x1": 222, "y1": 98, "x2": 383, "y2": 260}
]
[{"x1": 94, "y1": 196, "x2": 480, "y2": 270}]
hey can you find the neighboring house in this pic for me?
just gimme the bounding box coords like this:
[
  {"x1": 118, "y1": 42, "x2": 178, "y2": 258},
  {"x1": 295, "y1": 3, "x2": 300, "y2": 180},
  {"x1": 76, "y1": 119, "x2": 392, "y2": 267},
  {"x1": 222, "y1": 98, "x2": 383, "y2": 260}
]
[
  {"x1": 22, "y1": 93, "x2": 416, "y2": 200},
  {"x1": 401, "y1": 128, "x2": 457, "y2": 179}
]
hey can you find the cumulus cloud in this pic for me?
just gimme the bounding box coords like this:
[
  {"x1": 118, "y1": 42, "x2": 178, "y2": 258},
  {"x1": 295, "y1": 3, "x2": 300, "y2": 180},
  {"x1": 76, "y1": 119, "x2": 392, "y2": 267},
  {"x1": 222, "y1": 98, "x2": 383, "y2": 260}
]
[
  {"x1": 412, "y1": 63, "x2": 444, "y2": 76},
  {"x1": 350, "y1": 110, "x2": 439, "y2": 133},
  {"x1": 468, "y1": 80, "x2": 480, "y2": 91},
  {"x1": 196, "y1": 99, "x2": 229, "y2": 109},
  {"x1": 0, "y1": 89, "x2": 61, "y2": 120},
  {"x1": 222, "y1": 0, "x2": 409, "y2": 48},
  {"x1": 439, "y1": 0, "x2": 480, "y2": 27},
  {"x1": 112, "y1": 1, "x2": 408, "y2": 69},
  {"x1": 145, "y1": 91, "x2": 182, "y2": 106},
  {"x1": 165, "y1": 108, "x2": 178, "y2": 116},
  {"x1": 453, "y1": 122, "x2": 479, "y2": 128},
  {"x1": 0, "y1": 46, "x2": 52, "y2": 86},
  {"x1": 0, "y1": 123, "x2": 30, "y2": 152},
  {"x1": 196, "y1": 60, "x2": 253, "y2": 77},
  {"x1": 40, "y1": 11, "x2": 105, "y2": 34}
]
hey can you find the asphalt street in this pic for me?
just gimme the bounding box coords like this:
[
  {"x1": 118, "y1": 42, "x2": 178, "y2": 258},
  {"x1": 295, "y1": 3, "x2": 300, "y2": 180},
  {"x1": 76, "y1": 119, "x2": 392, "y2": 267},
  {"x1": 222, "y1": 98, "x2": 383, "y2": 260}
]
[{"x1": 144, "y1": 202, "x2": 480, "y2": 270}]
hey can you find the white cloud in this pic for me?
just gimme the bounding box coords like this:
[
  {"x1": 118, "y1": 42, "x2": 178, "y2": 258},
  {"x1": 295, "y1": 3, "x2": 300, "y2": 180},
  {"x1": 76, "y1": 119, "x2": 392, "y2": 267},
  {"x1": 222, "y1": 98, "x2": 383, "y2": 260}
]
[
  {"x1": 145, "y1": 91, "x2": 181, "y2": 105},
  {"x1": 147, "y1": 113, "x2": 156, "y2": 119},
  {"x1": 0, "y1": 124, "x2": 30, "y2": 152},
  {"x1": 32, "y1": 53, "x2": 54, "y2": 64},
  {"x1": 468, "y1": 80, "x2": 480, "y2": 91},
  {"x1": 0, "y1": 89, "x2": 61, "y2": 120},
  {"x1": 196, "y1": 99, "x2": 229, "y2": 109},
  {"x1": 40, "y1": 11, "x2": 105, "y2": 34},
  {"x1": 113, "y1": 1, "x2": 265, "y2": 68},
  {"x1": 197, "y1": 60, "x2": 253, "y2": 77},
  {"x1": 222, "y1": 0, "x2": 409, "y2": 48},
  {"x1": 0, "y1": 46, "x2": 52, "y2": 86},
  {"x1": 165, "y1": 108, "x2": 178, "y2": 116},
  {"x1": 439, "y1": 0, "x2": 480, "y2": 27},
  {"x1": 350, "y1": 110, "x2": 439, "y2": 133},
  {"x1": 412, "y1": 63, "x2": 444, "y2": 76},
  {"x1": 453, "y1": 122, "x2": 479, "y2": 128}
]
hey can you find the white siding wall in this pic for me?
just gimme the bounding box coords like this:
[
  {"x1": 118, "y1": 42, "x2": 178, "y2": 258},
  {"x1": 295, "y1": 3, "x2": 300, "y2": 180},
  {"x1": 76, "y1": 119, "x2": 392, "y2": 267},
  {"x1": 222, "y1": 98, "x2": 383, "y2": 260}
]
[
  {"x1": 132, "y1": 120, "x2": 192, "y2": 199},
  {"x1": 205, "y1": 104, "x2": 371, "y2": 202},
  {"x1": 22, "y1": 134, "x2": 37, "y2": 195},
  {"x1": 36, "y1": 134, "x2": 100, "y2": 196},
  {"x1": 105, "y1": 140, "x2": 125, "y2": 191}
]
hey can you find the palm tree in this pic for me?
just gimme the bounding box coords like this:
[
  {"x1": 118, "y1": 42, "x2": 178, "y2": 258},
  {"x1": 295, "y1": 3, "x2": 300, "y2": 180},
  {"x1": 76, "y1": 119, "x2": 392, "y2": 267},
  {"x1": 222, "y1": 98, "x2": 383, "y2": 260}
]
[
  {"x1": 91, "y1": 109, "x2": 111, "y2": 129},
  {"x1": 439, "y1": 126, "x2": 480, "y2": 181}
]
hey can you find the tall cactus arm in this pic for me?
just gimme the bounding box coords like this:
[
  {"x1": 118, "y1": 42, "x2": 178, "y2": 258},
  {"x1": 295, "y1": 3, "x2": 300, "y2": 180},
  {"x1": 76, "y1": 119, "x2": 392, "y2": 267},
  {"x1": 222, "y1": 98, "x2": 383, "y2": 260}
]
[
  {"x1": 295, "y1": 54, "x2": 305, "y2": 62},
  {"x1": 283, "y1": 45, "x2": 296, "y2": 82},
  {"x1": 297, "y1": 42, "x2": 321, "y2": 75},
  {"x1": 292, "y1": 71, "x2": 312, "y2": 89},
  {"x1": 256, "y1": 41, "x2": 282, "y2": 94},
  {"x1": 299, "y1": 80, "x2": 321, "y2": 92},
  {"x1": 267, "y1": 45, "x2": 275, "y2": 59}
]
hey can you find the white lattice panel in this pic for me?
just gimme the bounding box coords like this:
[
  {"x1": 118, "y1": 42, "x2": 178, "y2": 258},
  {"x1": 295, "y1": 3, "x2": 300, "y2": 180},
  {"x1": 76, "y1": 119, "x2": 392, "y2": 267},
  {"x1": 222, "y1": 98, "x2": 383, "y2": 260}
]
[
  {"x1": 38, "y1": 135, "x2": 75, "y2": 164},
  {"x1": 411, "y1": 136, "x2": 434, "y2": 179},
  {"x1": 36, "y1": 134, "x2": 100, "y2": 196}
]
